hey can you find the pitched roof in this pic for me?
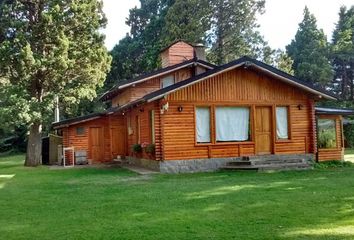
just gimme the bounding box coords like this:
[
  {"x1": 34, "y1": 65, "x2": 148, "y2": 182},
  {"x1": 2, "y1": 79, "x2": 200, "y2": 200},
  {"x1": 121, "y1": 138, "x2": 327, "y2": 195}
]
[
  {"x1": 143, "y1": 56, "x2": 337, "y2": 102},
  {"x1": 54, "y1": 56, "x2": 339, "y2": 129},
  {"x1": 52, "y1": 99, "x2": 145, "y2": 129},
  {"x1": 100, "y1": 58, "x2": 216, "y2": 101},
  {"x1": 315, "y1": 107, "x2": 354, "y2": 115}
]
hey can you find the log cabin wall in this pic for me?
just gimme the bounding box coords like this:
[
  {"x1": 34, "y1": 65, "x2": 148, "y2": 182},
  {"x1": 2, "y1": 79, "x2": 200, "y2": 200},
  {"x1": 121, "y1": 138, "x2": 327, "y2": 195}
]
[
  {"x1": 162, "y1": 68, "x2": 316, "y2": 160},
  {"x1": 62, "y1": 115, "x2": 125, "y2": 164},
  {"x1": 125, "y1": 101, "x2": 161, "y2": 160},
  {"x1": 111, "y1": 68, "x2": 194, "y2": 107},
  {"x1": 317, "y1": 115, "x2": 344, "y2": 161}
]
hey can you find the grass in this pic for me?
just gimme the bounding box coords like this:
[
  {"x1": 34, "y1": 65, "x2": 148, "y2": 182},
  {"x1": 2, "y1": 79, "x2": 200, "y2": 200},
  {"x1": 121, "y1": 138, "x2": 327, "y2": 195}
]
[
  {"x1": 1, "y1": 154, "x2": 354, "y2": 239},
  {"x1": 345, "y1": 148, "x2": 354, "y2": 155}
]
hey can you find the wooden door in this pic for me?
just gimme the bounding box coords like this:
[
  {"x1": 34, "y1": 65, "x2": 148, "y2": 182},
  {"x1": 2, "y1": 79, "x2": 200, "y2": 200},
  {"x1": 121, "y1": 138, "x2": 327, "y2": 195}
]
[
  {"x1": 111, "y1": 126, "x2": 126, "y2": 157},
  {"x1": 89, "y1": 127, "x2": 104, "y2": 163},
  {"x1": 255, "y1": 106, "x2": 272, "y2": 155}
]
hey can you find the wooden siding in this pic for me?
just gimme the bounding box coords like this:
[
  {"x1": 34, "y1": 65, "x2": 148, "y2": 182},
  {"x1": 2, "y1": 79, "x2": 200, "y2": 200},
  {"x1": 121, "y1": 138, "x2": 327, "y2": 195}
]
[
  {"x1": 62, "y1": 115, "x2": 126, "y2": 163},
  {"x1": 318, "y1": 115, "x2": 344, "y2": 161},
  {"x1": 112, "y1": 68, "x2": 193, "y2": 107},
  {"x1": 162, "y1": 68, "x2": 317, "y2": 160},
  {"x1": 161, "y1": 41, "x2": 194, "y2": 68},
  {"x1": 125, "y1": 102, "x2": 161, "y2": 160}
]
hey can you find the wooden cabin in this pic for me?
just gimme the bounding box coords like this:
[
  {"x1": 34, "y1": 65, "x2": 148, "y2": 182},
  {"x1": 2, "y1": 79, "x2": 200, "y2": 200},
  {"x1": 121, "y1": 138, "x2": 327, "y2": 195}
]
[{"x1": 53, "y1": 41, "x2": 353, "y2": 172}]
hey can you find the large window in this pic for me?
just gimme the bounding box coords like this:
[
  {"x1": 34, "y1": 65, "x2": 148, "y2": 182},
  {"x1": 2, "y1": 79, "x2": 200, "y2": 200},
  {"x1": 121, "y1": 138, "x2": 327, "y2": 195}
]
[
  {"x1": 215, "y1": 107, "x2": 250, "y2": 142},
  {"x1": 161, "y1": 75, "x2": 175, "y2": 88},
  {"x1": 318, "y1": 119, "x2": 337, "y2": 149},
  {"x1": 196, "y1": 107, "x2": 211, "y2": 143},
  {"x1": 276, "y1": 107, "x2": 289, "y2": 140}
]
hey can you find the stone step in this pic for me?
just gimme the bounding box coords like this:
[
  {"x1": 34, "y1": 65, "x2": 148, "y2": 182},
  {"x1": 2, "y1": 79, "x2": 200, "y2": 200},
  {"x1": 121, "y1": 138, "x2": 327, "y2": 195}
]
[
  {"x1": 227, "y1": 161, "x2": 252, "y2": 166},
  {"x1": 221, "y1": 165, "x2": 259, "y2": 171},
  {"x1": 251, "y1": 158, "x2": 306, "y2": 165},
  {"x1": 221, "y1": 162, "x2": 312, "y2": 172}
]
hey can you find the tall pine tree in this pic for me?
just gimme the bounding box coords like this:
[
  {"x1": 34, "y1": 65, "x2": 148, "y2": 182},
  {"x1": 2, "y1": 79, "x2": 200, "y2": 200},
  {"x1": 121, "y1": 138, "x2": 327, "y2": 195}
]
[
  {"x1": 286, "y1": 7, "x2": 332, "y2": 85},
  {"x1": 331, "y1": 6, "x2": 354, "y2": 101},
  {"x1": 0, "y1": 0, "x2": 111, "y2": 166}
]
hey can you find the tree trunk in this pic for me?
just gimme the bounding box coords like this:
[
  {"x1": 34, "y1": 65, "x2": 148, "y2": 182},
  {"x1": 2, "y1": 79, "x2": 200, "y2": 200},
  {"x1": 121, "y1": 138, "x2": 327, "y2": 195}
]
[{"x1": 25, "y1": 123, "x2": 42, "y2": 167}]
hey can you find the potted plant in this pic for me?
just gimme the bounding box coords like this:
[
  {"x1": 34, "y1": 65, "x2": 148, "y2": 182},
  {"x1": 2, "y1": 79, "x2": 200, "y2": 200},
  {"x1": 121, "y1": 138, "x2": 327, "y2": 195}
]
[
  {"x1": 144, "y1": 144, "x2": 155, "y2": 159},
  {"x1": 132, "y1": 144, "x2": 142, "y2": 158}
]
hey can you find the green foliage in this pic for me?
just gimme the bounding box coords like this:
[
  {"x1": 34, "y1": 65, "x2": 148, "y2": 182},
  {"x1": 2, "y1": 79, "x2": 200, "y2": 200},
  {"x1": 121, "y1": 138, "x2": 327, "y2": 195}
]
[
  {"x1": 132, "y1": 143, "x2": 143, "y2": 153},
  {"x1": 314, "y1": 160, "x2": 353, "y2": 169},
  {"x1": 162, "y1": 0, "x2": 209, "y2": 44},
  {"x1": 318, "y1": 119, "x2": 337, "y2": 149},
  {"x1": 330, "y1": 6, "x2": 354, "y2": 100},
  {"x1": 144, "y1": 144, "x2": 155, "y2": 154},
  {"x1": 206, "y1": 0, "x2": 266, "y2": 65},
  {"x1": 0, "y1": 0, "x2": 111, "y2": 127},
  {"x1": 286, "y1": 7, "x2": 333, "y2": 85},
  {"x1": 344, "y1": 122, "x2": 354, "y2": 148},
  {"x1": 318, "y1": 129, "x2": 337, "y2": 149},
  {"x1": 261, "y1": 47, "x2": 294, "y2": 75},
  {"x1": 105, "y1": 0, "x2": 174, "y2": 87}
]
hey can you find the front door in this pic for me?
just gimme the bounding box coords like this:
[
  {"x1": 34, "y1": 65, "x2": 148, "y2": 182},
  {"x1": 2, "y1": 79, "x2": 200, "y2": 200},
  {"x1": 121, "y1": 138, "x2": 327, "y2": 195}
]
[
  {"x1": 89, "y1": 127, "x2": 104, "y2": 163},
  {"x1": 111, "y1": 126, "x2": 126, "y2": 158},
  {"x1": 255, "y1": 106, "x2": 272, "y2": 155}
]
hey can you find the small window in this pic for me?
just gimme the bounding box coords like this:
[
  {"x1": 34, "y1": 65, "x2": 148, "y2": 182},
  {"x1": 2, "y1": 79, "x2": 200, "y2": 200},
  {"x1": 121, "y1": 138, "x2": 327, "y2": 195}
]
[
  {"x1": 318, "y1": 119, "x2": 337, "y2": 149},
  {"x1": 196, "y1": 107, "x2": 211, "y2": 143},
  {"x1": 276, "y1": 107, "x2": 289, "y2": 139},
  {"x1": 76, "y1": 127, "x2": 85, "y2": 135},
  {"x1": 161, "y1": 75, "x2": 175, "y2": 88},
  {"x1": 215, "y1": 107, "x2": 250, "y2": 142}
]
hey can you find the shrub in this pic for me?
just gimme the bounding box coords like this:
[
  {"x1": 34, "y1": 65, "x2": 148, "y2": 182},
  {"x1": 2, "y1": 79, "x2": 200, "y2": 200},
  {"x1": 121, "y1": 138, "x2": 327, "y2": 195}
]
[
  {"x1": 314, "y1": 160, "x2": 353, "y2": 169},
  {"x1": 145, "y1": 144, "x2": 155, "y2": 154},
  {"x1": 132, "y1": 144, "x2": 142, "y2": 153}
]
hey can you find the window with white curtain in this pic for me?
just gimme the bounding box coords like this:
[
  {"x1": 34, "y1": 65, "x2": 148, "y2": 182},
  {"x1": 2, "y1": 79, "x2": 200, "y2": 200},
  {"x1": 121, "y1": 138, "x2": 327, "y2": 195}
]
[
  {"x1": 161, "y1": 75, "x2": 175, "y2": 88},
  {"x1": 276, "y1": 107, "x2": 289, "y2": 139},
  {"x1": 215, "y1": 107, "x2": 250, "y2": 142},
  {"x1": 196, "y1": 107, "x2": 211, "y2": 143}
]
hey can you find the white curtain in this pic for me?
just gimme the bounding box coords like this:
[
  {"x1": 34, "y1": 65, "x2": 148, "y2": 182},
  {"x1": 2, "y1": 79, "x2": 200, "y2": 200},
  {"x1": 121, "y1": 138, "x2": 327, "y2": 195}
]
[
  {"x1": 196, "y1": 107, "x2": 211, "y2": 143},
  {"x1": 276, "y1": 107, "x2": 289, "y2": 139},
  {"x1": 215, "y1": 107, "x2": 250, "y2": 141}
]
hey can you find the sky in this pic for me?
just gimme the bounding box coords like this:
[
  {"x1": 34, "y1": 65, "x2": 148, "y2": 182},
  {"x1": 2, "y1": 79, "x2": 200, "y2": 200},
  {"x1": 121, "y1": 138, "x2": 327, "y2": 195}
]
[{"x1": 102, "y1": 0, "x2": 354, "y2": 51}]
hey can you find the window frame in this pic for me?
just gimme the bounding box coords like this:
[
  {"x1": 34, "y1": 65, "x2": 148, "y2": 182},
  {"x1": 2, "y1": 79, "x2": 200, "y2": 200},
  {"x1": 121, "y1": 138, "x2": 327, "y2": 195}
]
[
  {"x1": 194, "y1": 104, "x2": 253, "y2": 146},
  {"x1": 195, "y1": 106, "x2": 212, "y2": 144},
  {"x1": 161, "y1": 74, "x2": 175, "y2": 88},
  {"x1": 317, "y1": 117, "x2": 338, "y2": 150},
  {"x1": 275, "y1": 105, "x2": 291, "y2": 142}
]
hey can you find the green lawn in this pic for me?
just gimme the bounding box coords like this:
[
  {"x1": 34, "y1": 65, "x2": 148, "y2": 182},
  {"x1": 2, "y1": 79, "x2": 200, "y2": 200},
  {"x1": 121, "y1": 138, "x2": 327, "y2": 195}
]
[
  {"x1": 345, "y1": 148, "x2": 354, "y2": 155},
  {"x1": 1, "y1": 155, "x2": 354, "y2": 240}
]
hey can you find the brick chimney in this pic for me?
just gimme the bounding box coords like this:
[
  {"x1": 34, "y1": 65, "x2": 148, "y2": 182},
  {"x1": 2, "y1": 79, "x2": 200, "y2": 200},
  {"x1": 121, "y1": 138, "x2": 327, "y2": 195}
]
[{"x1": 160, "y1": 41, "x2": 195, "y2": 68}]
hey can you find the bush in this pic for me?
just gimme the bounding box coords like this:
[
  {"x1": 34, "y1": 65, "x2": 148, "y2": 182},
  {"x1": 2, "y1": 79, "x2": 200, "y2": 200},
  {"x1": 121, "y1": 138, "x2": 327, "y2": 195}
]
[
  {"x1": 314, "y1": 160, "x2": 353, "y2": 169},
  {"x1": 318, "y1": 129, "x2": 336, "y2": 148},
  {"x1": 132, "y1": 144, "x2": 142, "y2": 153},
  {"x1": 344, "y1": 123, "x2": 354, "y2": 148},
  {"x1": 144, "y1": 144, "x2": 155, "y2": 154}
]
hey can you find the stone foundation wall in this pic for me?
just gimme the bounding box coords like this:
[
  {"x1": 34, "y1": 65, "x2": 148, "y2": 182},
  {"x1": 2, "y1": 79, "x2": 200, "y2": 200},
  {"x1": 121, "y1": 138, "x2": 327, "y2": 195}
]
[{"x1": 127, "y1": 154, "x2": 315, "y2": 174}]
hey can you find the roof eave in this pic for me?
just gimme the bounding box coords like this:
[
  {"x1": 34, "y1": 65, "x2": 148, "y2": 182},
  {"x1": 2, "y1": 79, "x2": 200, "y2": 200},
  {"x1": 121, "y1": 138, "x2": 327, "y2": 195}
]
[{"x1": 248, "y1": 63, "x2": 337, "y2": 101}]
